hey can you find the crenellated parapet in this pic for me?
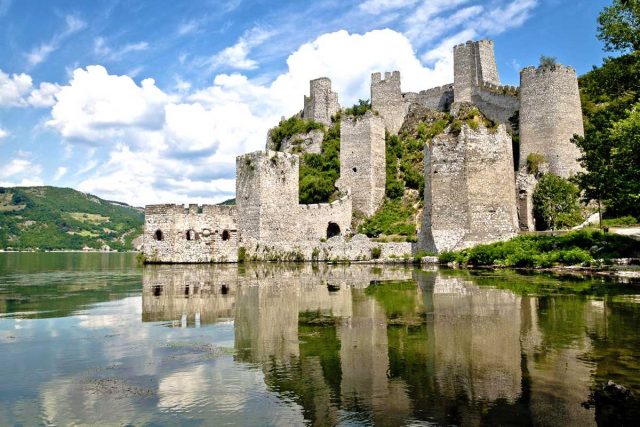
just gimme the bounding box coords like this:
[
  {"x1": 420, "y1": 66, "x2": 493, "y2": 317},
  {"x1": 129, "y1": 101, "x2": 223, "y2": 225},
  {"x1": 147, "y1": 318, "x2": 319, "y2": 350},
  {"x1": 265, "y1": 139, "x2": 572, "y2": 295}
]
[{"x1": 371, "y1": 70, "x2": 405, "y2": 134}]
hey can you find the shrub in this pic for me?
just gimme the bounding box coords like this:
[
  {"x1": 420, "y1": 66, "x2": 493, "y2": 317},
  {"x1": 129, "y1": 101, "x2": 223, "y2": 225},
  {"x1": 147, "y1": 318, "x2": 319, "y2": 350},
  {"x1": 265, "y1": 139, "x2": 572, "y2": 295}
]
[
  {"x1": 371, "y1": 246, "x2": 382, "y2": 259},
  {"x1": 344, "y1": 99, "x2": 372, "y2": 117},
  {"x1": 237, "y1": 247, "x2": 247, "y2": 263},
  {"x1": 269, "y1": 116, "x2": 324, "y2": 151},
  {"x1": 533, "y1": 174, "x2": 583, "y2": 230},
  {"x1": 526, "y1": 153, "x2": 546, "y2": 175}
]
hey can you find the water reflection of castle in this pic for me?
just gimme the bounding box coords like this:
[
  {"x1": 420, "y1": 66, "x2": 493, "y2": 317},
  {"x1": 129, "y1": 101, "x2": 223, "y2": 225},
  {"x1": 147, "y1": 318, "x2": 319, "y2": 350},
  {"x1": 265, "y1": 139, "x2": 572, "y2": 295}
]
[{"x1": 142, "y1": 265, "x2": 603, "y2": 425}]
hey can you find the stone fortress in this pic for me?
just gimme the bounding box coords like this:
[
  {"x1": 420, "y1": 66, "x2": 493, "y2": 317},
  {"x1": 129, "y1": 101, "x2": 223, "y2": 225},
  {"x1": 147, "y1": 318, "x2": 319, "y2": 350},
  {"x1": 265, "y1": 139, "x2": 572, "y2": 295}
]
[{"x1": 143, "y1": 39, "x2": 584, "y2": 263}]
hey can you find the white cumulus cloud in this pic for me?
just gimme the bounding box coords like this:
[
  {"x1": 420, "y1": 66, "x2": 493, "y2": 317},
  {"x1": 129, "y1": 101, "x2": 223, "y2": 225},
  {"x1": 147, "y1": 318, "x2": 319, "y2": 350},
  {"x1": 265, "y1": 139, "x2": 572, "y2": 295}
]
[
  {"x1": 0, "y1": 69, "x2": 33, "y2": 106},
  {"x1": 208, "y1": 27, "x2": 274, "y2": 71},
  {"x1": 0, "y1": 127, "x2": 8, "y2": 140}
]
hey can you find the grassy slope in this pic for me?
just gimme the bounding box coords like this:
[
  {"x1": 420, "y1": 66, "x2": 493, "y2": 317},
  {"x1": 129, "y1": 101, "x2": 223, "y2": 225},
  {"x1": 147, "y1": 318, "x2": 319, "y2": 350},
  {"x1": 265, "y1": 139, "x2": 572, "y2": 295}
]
[{"x1": 0, "y1": 186, "x2": 143, "y2": 251}]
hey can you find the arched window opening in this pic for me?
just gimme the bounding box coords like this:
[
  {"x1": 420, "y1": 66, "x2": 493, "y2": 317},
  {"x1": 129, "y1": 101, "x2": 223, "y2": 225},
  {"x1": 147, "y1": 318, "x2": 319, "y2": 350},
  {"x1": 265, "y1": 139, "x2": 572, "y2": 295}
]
[
  {"x1": 154, "y1": 229, "x2": 164, "y2": 241},
  {"x1": 186, "y1": 229, "x2": 197, "y2": 241},
  {"x1": 222, "y1": 230, "x2": 230, "y2": 241},
  {"x1": 327, "y1": 222, "x2": 341, "y2": 239},
  {"x1": 352, "y1": 167, "x2": 357, "y2": 173},
  {"x1": 221, "y1": 284, "x2": 229, "y2": 295}
]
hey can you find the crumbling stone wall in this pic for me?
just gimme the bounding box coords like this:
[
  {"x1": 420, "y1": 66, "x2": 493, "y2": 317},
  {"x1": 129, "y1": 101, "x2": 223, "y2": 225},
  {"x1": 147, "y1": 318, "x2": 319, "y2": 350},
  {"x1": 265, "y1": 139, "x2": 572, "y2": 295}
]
[
  {"x1": 519, "y1": 65, "x2": 584, "y2": 177},
  {"x1": 371, "y1": 71, "x2": 406, "y2": 134},
  {"x1": 302, "y1": 78, "x2": 340, "y2": 127},
  {"x1": 268, "y1": 129, "x2": 324, "y2": 154},
  {"x1": 143, "y1": 204, "x2": 238, "y2": 263},
  {"x1": 516, "y1": 170, "x2": 537, "y2": 231},
  {"x1": 473, "y1": 84, "x2": 520, "y2": 127},
  {"x1": 421, "y1": 124, "x2": 519, "y2": 253},
  {"x1": 337, "y1": 112, "x2": 386, "y2": 217}
]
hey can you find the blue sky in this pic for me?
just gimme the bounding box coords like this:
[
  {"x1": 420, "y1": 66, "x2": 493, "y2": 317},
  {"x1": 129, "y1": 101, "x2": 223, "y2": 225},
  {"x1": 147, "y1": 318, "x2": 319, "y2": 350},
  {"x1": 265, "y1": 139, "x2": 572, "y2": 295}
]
[{"x1": 0, "y1": 0, "x2": 611, "y2": 205}]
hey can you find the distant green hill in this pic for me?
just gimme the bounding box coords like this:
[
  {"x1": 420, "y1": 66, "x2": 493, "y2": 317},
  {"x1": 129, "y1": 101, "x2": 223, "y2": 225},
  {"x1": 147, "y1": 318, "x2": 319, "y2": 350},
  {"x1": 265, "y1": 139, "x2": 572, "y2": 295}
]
[{"x1": 0, "y1": 186, "x2": 143, "y2": 251}]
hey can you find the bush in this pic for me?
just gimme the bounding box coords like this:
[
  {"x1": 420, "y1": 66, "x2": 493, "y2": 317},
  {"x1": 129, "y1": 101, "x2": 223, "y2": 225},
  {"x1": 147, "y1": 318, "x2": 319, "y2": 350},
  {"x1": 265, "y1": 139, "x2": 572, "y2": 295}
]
[
  {"x1": 237, "y1": 247, "x2": 247, "y2": 263},
  {"x1": 298, "y1": 122, "x2": 341, "y2": 204},
  {"x1": 526, "y1": 153, "x2": 546, "y2": 175},
  {"x1": 269, "y1": 116, "x2": 324, "y2": 151},
  {"x1": 371, "y1": 246, "x2": 382, "y2": 259},
  {"x1": 533, "y1": 174, "x2": 583, "y2": 230},
  {"x1": 344, "y1": 99, "x2": 372, "y2": 117},
  {"x1": 359, "y1": 199, "x2": 416, "y2": 237}
]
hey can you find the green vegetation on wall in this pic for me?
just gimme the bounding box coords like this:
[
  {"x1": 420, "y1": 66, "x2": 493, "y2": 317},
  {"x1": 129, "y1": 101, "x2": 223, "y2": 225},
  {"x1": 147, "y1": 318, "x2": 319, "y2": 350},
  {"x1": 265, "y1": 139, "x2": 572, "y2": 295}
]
[
  {"x1": 342, "y1": 99, "x2": 373, "y2": 117},
  {"x1": 299, "y1": 121, "x2": 341, "y2": 204},
  {"x1": 268, "y1": 116, "x2": 324, "y2": 151},
  {"x1": 0, "y1": 186, "x2": 143, "y2": 251}
]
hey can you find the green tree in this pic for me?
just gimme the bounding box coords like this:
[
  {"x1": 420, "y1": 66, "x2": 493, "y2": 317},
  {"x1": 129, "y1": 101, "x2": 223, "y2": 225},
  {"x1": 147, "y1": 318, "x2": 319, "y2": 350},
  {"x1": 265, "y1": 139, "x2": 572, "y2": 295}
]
[
  {"x1": 533, "y1": 174, "x2": 583, "y2": 230},
  {"x1": 597, "y1": 0, "x2": 640, "y2": 52}
]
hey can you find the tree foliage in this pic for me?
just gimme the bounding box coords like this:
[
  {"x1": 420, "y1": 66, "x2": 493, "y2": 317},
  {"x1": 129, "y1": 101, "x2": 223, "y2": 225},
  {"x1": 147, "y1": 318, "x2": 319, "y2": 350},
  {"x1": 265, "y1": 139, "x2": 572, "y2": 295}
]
[
  {"x1": 268, "y1": 116, "x2": 324, "y2": 151},
  {"x1": 343, "y1": 99, "x2": 372, "y2": 117},
  {"x1": 539, "y1": 55, "x2": 557, "y2": 69},
  {"x1": 533, "y1": 174, "x2": 583, "y2": 230},
  {"x1": 299, "y1": 122, "x2": 341, "y2": 204},
  {"x1": 597, "y1": 0, "x2": 640, "y2": 52},
  {"x1": 573, "y1": 48, "x2": 640, "y2": 219}
]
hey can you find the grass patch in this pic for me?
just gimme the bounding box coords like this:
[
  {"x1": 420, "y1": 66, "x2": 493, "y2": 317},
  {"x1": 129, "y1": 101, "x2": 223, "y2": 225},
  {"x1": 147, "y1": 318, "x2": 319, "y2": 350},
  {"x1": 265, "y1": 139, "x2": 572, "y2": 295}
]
[
  {"x1": 439, "y1": 230, "x2": 640, "y2": 268},
  {"x1": 359, "y1": 199, "x2": 417, "y2": 237},
  {"x1": 68, "y1": 212, "x2": 110, "y2": 223}
]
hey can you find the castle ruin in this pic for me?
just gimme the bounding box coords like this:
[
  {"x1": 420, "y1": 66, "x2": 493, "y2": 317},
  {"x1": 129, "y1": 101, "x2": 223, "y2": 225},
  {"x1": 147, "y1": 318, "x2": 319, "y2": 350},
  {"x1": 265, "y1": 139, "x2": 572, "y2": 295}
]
[{"x1": 143, "y1": 39, "x2": 584, "y2": 262}]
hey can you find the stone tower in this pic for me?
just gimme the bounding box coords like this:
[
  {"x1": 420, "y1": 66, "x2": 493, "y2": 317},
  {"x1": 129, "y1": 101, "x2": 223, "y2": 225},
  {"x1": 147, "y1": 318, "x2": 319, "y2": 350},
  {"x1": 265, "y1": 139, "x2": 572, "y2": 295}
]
[
  {"x1": 371, "y1": 71, "x2": 405, "y2": 134},
  {"x1": 302, "y1": 77, "x2": 340, "y2": 127},
  {"x1": 337, "y1": 111, "x2": 386, "y2": 217},
  {"x1": 518, "y1": 65, "x2": 584, "y2": 177},
  {"x1": 453, "y1": 40, "x2": 500, "y2": 103},
  {"x1": 236, "y1": 150, "x2": 299, "y2": 244}
]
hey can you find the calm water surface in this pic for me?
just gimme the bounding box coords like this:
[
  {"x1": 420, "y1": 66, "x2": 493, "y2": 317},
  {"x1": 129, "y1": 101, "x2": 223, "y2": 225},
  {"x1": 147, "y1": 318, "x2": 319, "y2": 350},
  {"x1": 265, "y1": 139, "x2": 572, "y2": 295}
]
[{"x1": 1, "y1": 253, "x2": 639, "y2": 426}]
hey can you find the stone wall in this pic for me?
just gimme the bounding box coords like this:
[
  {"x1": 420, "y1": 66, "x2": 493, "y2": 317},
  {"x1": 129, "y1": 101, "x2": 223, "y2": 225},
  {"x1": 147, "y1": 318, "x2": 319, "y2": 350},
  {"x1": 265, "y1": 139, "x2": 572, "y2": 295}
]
[
  {"x1": 337, "y1": 112, "x2": 386, "y2": 217},
  {"x1": 473, "y1": 84, "x2": 520, "y2": 127},
  {"x1": 516, "y1": 170, "x2": 537, "y2": 231},
  {"x1": 243, "y1": 234, "x2": 415, "y2": 262},
  {"x1": 371, "y1": 71, "x2": 406, "y2": 134},
  {"x1": 519, "y1": 65, "x2": 584, "y2": 177},
  {"x1": 267, "y1": 128, "x2": 324, "y2": 154},
  {"x1": 302, "y1": 77, "x2": 340, "y2": 127},
  {"x1": 421, "y1": 124, "x2": 519, "y2": 253},
  {"x1": 453, "y1": 40, "x2": 500, "y2": 103},
  {"x1": 403, "y1": 84, "x2": 454, "y2": 112},
  {"x1": 143, "y1": 204, "x2": 238, "y2": 263},
  {"x1": 237, "y1": 150, "x2": 352, "y2": 246}
]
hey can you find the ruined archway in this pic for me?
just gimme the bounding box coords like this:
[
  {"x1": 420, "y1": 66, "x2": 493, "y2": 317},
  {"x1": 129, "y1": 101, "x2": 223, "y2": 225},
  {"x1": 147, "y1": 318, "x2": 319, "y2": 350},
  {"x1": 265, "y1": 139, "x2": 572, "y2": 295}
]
[
  {"x1": 154, "y1": 230, "x2": 164, "y2": 241},
  {"x1": 327, "y1": 222, "x2": 341, "y2": 239}
]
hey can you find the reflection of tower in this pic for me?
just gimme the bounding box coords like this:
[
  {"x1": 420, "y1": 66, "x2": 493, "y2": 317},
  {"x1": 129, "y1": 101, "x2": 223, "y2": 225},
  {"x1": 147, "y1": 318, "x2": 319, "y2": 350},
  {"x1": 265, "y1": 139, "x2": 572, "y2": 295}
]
[
  {"x1": 234, "y1": 282, "x2": 300, "y2": 364},
  {"x1": 339, "y1": 290, "x2": 411, "y2": 425},
  {"x1": 432, "y1": 274, "x2": 522, "y2": 403}
]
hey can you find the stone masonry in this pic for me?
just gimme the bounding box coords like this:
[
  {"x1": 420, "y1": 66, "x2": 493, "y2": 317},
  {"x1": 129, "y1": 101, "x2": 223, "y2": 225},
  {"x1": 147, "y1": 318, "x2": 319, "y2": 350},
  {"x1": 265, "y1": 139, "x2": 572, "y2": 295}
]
[
  {"x1": 519, "y1": 65, "x2": 584, "y2": 177},
  {"x1": 302, "y1": 77, "x2": 340, "y2": 126},
  {"x1": 143, "y1": 38, "x2": 586, "y2": 262},
  {"x1": 337, "y1": 111, "x2": 386, "y2": 217},
  {"x1": 421, "y1": 124, "x2": 519, "y2": 252}
]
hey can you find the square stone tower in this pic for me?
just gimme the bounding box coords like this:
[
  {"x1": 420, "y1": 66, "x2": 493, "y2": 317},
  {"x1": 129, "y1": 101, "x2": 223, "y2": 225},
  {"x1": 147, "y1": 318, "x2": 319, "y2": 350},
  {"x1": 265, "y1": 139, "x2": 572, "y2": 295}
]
[
  {"x1": 371, "y1": 71, "x2": 405, "y2": 134},
  {"x1": 302, "y1": 77, "x2": 340, "y2": 126},
  {"x1": 453, "y1": 40, "x2": 500, "y2": 103},
  {"x1": 337, "y1": 112, "x2": 386, "y2": 217},
  {"x1": 236, "y1": 150, "x2": 300, "y2": 244}
]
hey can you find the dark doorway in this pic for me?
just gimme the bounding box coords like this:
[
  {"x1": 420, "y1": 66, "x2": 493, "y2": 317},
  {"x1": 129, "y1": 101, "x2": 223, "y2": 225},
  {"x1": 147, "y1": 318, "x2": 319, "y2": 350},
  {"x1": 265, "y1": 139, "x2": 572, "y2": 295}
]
[
  {"x1": 186, "y1": 229, "x2": 197, "y2": 241},
  {"x1": 154, "y1": 230, "x2": 163, "y2": 241},
  {"x1": 327, "y1": 222, "x2": 341, "y2": 239},
  {"x1": 222, "y1": 230, "x2": 230, "y2": 241}
]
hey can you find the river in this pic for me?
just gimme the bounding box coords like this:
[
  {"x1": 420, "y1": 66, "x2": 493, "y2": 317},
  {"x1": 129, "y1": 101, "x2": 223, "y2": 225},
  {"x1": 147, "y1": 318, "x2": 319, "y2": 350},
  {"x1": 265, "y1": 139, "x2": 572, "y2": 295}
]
[{"x1": 1, "y1": 253, "x2": 639, "y2": 426}]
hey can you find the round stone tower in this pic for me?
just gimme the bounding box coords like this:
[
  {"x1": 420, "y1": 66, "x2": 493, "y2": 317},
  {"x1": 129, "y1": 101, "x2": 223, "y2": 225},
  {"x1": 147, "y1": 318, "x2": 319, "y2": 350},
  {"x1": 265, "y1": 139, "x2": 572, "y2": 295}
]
[{"x1": 518, "y1": 65, "x2": 584, "y2": 177}]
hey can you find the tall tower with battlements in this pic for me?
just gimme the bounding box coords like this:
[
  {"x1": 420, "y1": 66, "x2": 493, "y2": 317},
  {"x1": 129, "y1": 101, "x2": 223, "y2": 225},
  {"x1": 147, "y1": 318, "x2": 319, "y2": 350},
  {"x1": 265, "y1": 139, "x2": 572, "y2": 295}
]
[
  {"x1": 371, "y1": 71, "x2": 405, "y2": 134},
  {"x1": 302, "y1": 78, "x2": 340, "y2": 127},
  {"x1": 519, "y1": 65, "x2": 584, "y2": 177},
  {"x1": 453, "y1": 40, "x2": 500, "y2": 103}
]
